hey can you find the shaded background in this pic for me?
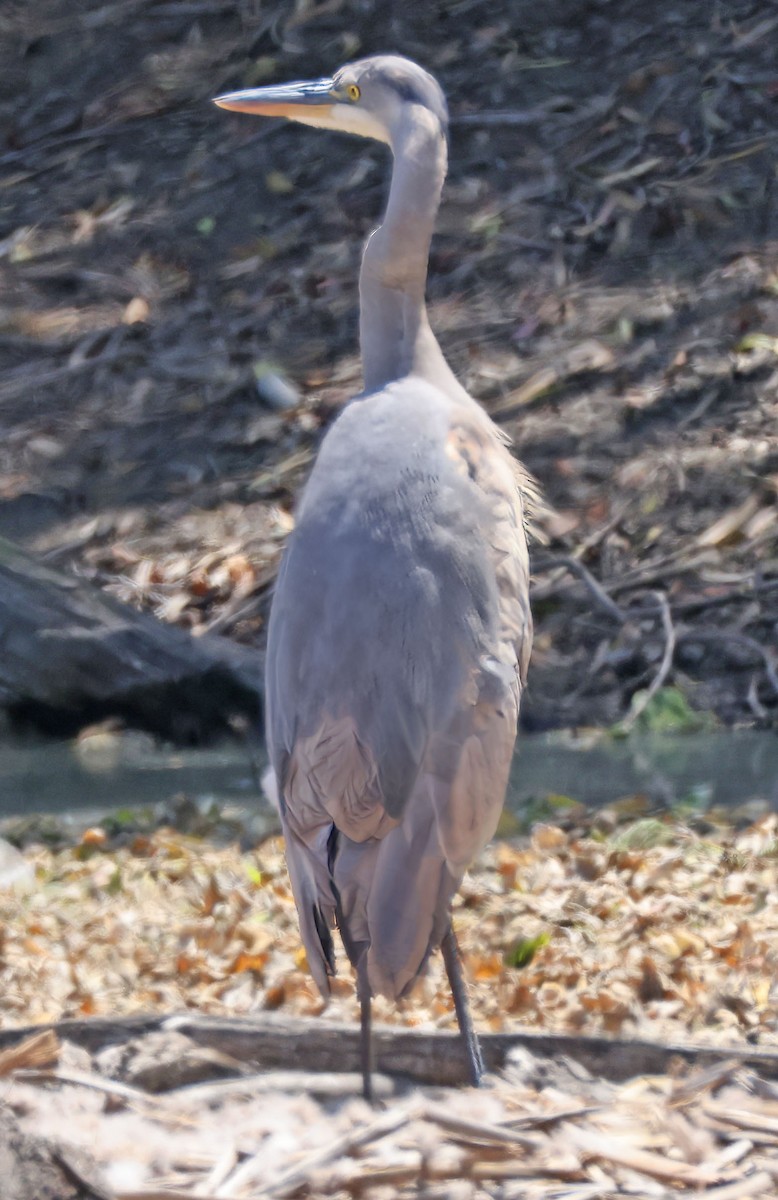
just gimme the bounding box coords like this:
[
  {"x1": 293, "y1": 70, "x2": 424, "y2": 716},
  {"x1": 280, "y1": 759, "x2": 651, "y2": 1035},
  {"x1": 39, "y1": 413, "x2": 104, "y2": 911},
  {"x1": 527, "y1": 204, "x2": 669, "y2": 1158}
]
[{"x1": 1, "y1": 0, "x2": 777, "y2": 734}]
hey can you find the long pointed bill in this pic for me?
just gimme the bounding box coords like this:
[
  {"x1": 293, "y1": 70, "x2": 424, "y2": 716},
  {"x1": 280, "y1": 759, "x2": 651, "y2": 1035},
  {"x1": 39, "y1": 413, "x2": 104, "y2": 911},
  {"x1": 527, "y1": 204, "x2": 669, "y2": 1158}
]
[{"x1": 213, "y1": 77, "x2": 336, "y2": 123}]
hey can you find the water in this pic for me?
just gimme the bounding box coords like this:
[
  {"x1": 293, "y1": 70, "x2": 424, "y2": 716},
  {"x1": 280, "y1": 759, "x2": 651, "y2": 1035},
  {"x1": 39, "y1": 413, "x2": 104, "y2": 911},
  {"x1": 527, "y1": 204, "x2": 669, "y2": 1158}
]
[
  {"x1": 0, "y1": 728, "x2": 775, "y2": 825},
  {"x1": 0, "y1": 732, "x2": 261, "y2": 817},
  {"x1": 509, "y1": 728, "x2": 778, "y2": 813}
]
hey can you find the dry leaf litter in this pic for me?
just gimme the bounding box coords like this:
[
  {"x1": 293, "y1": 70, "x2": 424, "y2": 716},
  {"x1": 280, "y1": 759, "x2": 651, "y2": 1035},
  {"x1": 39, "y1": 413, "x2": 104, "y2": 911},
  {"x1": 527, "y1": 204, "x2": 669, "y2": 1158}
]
[{"x1": 0, "y1": 807, "x2": 776, "y2": 1196}]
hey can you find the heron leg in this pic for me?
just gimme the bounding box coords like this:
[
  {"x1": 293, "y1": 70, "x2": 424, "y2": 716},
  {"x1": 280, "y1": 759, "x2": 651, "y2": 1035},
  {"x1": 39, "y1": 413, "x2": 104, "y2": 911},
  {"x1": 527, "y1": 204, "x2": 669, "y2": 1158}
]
[
  {"x1": 357, "y1": 954, "x2": 374, "y2": 1102},
  {"x1": 441, "y1": 924, "x2": 483, "y2": 1087}
]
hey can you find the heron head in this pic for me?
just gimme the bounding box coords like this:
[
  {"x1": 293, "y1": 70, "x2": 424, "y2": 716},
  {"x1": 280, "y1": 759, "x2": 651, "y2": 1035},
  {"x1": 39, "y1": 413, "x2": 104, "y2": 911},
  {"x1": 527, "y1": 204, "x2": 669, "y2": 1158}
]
[{"x1": 213, "y1": 55, "x2": 448, "y2": 147}]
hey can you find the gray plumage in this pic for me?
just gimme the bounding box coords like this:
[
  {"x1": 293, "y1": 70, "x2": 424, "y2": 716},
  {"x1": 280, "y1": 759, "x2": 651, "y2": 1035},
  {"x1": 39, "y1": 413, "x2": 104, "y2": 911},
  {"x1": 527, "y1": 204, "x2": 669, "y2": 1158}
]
[{"x1": 215, "y1": 54, "x2": 533, "y2": 1071}]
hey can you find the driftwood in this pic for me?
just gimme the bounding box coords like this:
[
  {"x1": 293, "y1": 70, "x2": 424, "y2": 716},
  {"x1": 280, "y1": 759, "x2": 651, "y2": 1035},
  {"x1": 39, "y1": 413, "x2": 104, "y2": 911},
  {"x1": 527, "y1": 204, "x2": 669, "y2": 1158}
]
[
  {"x1": 3, "y1": 1021, "x2": 778, "y2": 1198},
  {"x1": 0, "y1": 538, "x2": 262, "y2": 739},
  {"x1": 1, "y1": 1012, "x2": 777, "y2": 1089}
]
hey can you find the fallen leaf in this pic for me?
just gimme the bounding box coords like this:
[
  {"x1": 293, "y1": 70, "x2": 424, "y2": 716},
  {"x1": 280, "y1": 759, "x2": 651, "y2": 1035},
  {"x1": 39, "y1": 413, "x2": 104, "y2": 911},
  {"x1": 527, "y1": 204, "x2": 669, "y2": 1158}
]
[{"x1": 696, "y1": 495, "x2": 761, "y2": 547}]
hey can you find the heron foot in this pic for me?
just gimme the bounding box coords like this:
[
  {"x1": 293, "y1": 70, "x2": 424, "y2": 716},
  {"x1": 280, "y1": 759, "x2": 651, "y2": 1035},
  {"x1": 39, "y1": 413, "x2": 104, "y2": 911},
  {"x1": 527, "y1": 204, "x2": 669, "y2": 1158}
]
[
  {"x1": 357, "y1": 956, "x2": 376, "y2": 1102},
  {"x1": 441, "y1": 923, "x2": 484, "y2": 1087}
]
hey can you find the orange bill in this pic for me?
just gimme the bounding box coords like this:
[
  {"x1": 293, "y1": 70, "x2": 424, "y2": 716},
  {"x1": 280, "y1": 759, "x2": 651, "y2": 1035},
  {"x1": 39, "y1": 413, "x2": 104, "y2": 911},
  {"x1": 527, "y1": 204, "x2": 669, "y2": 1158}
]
[{"x1": 213, "y1": 77, "x2": 336, "y2": 119}]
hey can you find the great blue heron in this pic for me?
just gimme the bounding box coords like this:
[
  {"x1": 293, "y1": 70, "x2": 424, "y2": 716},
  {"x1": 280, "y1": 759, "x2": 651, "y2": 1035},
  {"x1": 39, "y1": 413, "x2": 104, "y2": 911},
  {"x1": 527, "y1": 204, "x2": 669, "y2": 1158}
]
[{"x1": 215, "y1": 55, "x2": 533, "y2": 1097}]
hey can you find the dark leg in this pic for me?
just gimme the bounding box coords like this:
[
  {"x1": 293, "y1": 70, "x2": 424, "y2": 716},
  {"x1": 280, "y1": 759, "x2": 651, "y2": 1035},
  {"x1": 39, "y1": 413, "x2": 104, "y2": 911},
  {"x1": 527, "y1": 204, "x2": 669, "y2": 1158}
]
[
  {"x1": 441, "y1": 924, "x2": 484, "y2": 1087},
  {"x1": 357, "y1": 955, "x2": 375, "y2": 1102}
]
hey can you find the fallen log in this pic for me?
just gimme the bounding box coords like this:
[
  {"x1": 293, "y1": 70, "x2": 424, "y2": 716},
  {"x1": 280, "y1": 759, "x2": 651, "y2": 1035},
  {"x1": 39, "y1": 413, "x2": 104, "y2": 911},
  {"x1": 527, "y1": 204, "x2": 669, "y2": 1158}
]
[
  {"x1": 0, "y1": 537, "x2": 262, "y2": 740},
  {"x1": 0, "y1": 1012, "x2": 776, "y2": 1089}
]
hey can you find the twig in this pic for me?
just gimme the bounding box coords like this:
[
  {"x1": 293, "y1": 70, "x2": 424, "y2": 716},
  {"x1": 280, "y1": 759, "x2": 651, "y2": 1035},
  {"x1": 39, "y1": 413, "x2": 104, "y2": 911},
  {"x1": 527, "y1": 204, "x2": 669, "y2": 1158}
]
[
  {"x1": 532, "y1": 555, "x2": 626, "y2": 625},
  {"x1": 489, "y1": 340, "x2": 615, "y2": 417},
  {"x1": 316, "y1": 1151, "x2": 421, "y2": 1191},
  {"x1": 170, "y1": 1070, "x2": 394, "y2": 1101},
  {"x1": 686, "y1": 1173, "x2": 776, "y2": 1200},
  {"x1": 0, "y1": 341, "x2": 135, "y2": 404},
  {"x1": 747, "y1": 674, "x2": 768, "y2": 720},
  {"x1": 422, "y1": 1102, "x2": 543, "y2": 1152},
  {"x1": 470, "y1": 1160, "x2": 584, "y2": 1182},
  {"x1": 526, "y1": 1188, "x2": 608, "y2": 1200},
  {"x1": 703, "y1": 1102, "x2": 778, "y2": 1137},
  {"x1": 197, "y1": 1145, "x2": 238, "y2": 1195},
  {"x1": 672, "y1": 581, "x2": 777, "y2": 615},
  {"x1": 453, "y1": 108, "x2": 559, "y2": 128},
  {"x1": 452, "y1": 94, "x2": 588, "y2": 127},
  {"x1": 563, "y1": 1123, "x2": 718, "y2": 1186},
  {"x1": 678, "y1": 630, "x2": 778, "y2": 697},
  {"x1": 507, "y1": 1104, "x2": 602, "y2": 1129},
  {"x1": 14, "y1": 1064, "x2": 392, "y2": 1106},
  {"x1": 117, "y1": 1191, "x2": 223, "y2": 1200},
  {"x1": 678, "y1": 385, "x2": 721, "y2": 428},
  {"x1": 571, "y1": 505, "x2": 629, "y2": 559},
  {"x1": 249, "y1": 448, "x2": 314, "y2": 495},
  {"x1": 709, "y1": 1140, "x2": 756, "y2": 1172},
  {"x1": 13, "y1": 1067, "x2": 173, "y2": 1113},
  {"x1": 669, "y1": 1060, "x2": 742, "y2": 1106},
  {"x1": 202, "y1": 591, "x2": 265, "y2": 637},
  {"x1": 219, "y1": 1103, "x2": 419, "y2": 1197},
  {"x1": 608, "y1": 548, "x2": 718, "y2": 594},
  {"x1": 619, "y1": 591, "x2": 676, "y2": 732}
]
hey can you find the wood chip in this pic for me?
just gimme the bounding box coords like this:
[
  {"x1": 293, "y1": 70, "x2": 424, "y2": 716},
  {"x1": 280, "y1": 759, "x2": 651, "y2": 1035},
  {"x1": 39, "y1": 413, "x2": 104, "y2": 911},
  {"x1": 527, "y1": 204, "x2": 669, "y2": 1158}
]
[
  {"x1": 0, "y1": 1030, "x2": 60, "y2": 1077},
  {"x1": 220, "y1": 1101, "x2": 420, "y2": 1197},
  {"x1": 687, "y1": 1170, "x2": 776, "y2": 1200},
  {"x1": 564, "y1": 1124, "x2": 719, "y2": 1186},
  {"x1": 422, "y1": 1102, "x2": 544, "y2": 1152},
  {"x1": 703, "y1": 1102, "x2": 778, "y2": 1137}
]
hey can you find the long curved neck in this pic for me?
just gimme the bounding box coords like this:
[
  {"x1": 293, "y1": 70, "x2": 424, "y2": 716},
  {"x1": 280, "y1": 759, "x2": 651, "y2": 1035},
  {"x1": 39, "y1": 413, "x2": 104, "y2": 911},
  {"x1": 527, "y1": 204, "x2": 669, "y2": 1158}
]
[{"x1": 359, "y1": 107, "x2": 459, "y2": 395}]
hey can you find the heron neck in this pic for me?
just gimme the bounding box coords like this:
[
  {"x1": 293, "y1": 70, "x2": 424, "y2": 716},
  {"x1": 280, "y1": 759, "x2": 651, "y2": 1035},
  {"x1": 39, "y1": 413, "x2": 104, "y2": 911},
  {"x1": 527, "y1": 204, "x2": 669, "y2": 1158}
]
[{"x1": 359, "y1": 109, "x2": 459, "y2": 395}]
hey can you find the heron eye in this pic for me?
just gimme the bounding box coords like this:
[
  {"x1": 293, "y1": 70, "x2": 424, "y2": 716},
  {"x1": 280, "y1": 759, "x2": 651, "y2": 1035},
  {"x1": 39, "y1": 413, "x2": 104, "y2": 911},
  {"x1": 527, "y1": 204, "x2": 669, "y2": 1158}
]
[{"x1": 347, "y1": 84, "x2": 361, "y2": 102}]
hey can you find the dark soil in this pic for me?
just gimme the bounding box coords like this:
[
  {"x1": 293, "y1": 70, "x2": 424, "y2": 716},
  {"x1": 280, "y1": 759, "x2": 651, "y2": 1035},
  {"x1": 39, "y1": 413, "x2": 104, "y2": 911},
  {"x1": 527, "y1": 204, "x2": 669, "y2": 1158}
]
[{"x1": 1, "y1": 0, "x2": 777, "y2": 735}]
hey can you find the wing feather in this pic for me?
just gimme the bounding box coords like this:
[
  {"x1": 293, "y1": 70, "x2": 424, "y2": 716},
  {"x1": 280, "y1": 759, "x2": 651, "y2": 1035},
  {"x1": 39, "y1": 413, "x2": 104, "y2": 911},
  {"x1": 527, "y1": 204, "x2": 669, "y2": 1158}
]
[{"x1": 266, "y1": 379, "x2": 533, "y2": 998}]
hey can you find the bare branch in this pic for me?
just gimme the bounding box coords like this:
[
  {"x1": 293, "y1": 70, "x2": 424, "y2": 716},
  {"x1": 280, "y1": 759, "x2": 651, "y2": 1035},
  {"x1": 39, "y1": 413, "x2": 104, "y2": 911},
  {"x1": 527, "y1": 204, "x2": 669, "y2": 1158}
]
[
  {"x1": 620, "y1": 591, "x2": 676, "y2": 733},
  {"x1": 532, "y1": 555, "x2": 627, "y2": 625}
]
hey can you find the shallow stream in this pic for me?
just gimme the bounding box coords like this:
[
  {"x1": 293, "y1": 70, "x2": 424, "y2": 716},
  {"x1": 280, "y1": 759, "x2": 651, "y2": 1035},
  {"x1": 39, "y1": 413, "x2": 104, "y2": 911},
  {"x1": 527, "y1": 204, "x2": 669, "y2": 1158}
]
[{"x1": 0, "y1": 728, "x2": 775, "y2": 828}]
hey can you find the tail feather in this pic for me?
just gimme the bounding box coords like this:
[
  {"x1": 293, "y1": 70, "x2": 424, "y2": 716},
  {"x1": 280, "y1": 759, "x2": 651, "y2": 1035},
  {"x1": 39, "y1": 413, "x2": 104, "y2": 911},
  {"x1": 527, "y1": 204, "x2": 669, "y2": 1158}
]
[
  {"x1": 283, "y1": 820, "x2": 337, "y2": 996},
  {"x1": 282, "y1": 660, "x2": 518, "y2": 1002},
  {"x1": 363, "y1": 785, "x2": 462, "y2": 1000}
]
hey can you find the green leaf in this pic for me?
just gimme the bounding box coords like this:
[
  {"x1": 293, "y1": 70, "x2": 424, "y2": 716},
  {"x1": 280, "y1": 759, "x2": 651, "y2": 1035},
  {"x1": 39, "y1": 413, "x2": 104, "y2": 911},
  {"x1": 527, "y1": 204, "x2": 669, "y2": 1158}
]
[
  {"x1": 106, "y1": 867, "x2": 123, "y2": 895},
  {"x1": 735, "y1": 332, "x2": 778, "y2": 354},
  {"x1": 518, "y1": 792, "x2": 581, "y2": 833},
  {"x1": 504, "y1": 931, "x2": 550, "y2": 969},
  {"x1": 610, "y1": 818, "x2": 672, "y2": 851},
  {"x1": 265, "y1": 171, "x2": 294, "y2": 195},
  {"x1": 617, "y1": 686, "x2": 714, "y2": 735}
]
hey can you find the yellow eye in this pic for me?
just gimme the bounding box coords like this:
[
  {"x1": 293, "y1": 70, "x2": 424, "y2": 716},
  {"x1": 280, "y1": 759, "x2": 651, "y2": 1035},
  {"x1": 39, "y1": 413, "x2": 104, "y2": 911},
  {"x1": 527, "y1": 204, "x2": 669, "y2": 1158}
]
[{"x1": 347, "y1": 83, "x2": 361, "y2": 102}]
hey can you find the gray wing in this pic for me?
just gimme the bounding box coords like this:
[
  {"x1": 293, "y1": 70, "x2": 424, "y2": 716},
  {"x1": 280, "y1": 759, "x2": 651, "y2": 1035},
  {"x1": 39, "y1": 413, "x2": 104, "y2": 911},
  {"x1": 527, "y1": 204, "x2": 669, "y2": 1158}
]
[{"x1": 265, "y1": 379, "x2": 532, "y2": 996}]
